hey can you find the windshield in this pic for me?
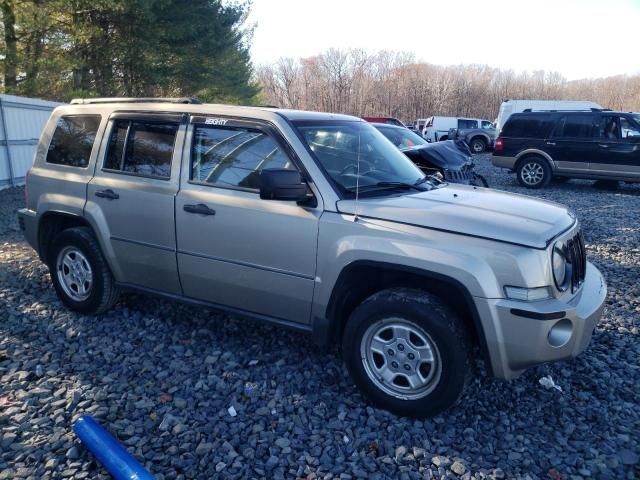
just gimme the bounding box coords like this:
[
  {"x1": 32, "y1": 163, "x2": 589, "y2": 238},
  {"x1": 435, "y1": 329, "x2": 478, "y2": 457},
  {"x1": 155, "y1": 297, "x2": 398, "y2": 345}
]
[
  {"x1": 293, "y1": 120, "x2": 427, "y2": 196},
  {"x1": 375, "y1": 125, "x2": 428, "y2": 149}
]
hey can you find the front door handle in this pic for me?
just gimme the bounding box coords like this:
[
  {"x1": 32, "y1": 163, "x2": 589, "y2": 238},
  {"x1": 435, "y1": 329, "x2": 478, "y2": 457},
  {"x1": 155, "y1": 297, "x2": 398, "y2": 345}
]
[
  {"x1": 183, "y1": 203, "x2": 216, "y2": 216},
  {"x1": 598, "y1": 144, "x2": 609, "y2": 148},
  {"x1": 95, "y1": 189, "x2": 119, "y2": 200},
  {"x1": 546, "y1": 141, "x2": 556, "y2": 146}
]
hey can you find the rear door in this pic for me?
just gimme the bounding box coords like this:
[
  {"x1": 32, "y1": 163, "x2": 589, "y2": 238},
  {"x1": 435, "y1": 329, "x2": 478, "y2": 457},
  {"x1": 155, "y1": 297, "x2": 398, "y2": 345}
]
[
  {"x1": 547, "y1": 114, "x2": 597, "y2": 173},
  {"x1": 175, "y1": 115, "x2": 320, "y2": 324},
  {"x1": 591, "y1": 115, "x2": 640, "y2": 179},
  {"x1": 86, "y1": 112, "x2": 185, "y2": 294}
]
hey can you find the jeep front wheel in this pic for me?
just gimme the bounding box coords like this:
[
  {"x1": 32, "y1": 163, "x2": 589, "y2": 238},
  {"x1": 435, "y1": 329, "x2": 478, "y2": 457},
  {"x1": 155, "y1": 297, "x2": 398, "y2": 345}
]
[
  {"x1": 48, "y1": 227, "x2": 119, "y2": 315},
  {"x1": 516, "y1": 156, "x2": 551, "y2": 188},
  {"x1": 343, "y1": 288, "x2": 471, "y2": 418}
]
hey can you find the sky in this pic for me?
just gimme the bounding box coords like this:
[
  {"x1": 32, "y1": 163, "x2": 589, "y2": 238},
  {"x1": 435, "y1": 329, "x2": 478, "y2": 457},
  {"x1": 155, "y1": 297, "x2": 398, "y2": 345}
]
[{"x1": 247, "y1": 0, "x2": 640, "y2": 80}]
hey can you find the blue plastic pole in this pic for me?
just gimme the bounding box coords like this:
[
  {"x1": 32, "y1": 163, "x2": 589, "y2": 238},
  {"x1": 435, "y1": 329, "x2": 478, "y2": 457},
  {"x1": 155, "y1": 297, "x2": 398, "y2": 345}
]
[{"x1": 73, "y1": 415, "x2": 155, "y2": 480}]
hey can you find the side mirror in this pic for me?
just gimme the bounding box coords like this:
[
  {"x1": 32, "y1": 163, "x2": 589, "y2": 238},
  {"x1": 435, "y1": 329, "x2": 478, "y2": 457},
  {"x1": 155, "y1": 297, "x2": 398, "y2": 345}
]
[{"x1": 259, "y1": 169, "x2": 309, "y2": 202}]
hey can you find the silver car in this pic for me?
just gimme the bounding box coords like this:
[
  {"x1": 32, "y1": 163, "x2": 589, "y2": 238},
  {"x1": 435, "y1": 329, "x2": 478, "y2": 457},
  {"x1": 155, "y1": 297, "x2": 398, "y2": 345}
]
[{"x1": 18, "y1": 98, "x2": 607, "y2": 417}]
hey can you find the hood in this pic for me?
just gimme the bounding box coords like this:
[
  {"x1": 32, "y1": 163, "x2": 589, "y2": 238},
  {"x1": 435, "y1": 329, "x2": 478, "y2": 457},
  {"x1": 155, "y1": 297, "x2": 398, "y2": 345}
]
[
  {"x1": 337, "y1": 184, "x2": 575, "y2": 249},
  {"x1": 402, "y1": 140, "x2": 472, "y2": 169}
]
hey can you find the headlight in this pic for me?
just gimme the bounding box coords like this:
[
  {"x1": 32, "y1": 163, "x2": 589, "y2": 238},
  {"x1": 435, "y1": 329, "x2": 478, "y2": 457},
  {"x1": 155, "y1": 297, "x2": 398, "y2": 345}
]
[
  {"x1": 552, "y1": 241, "x2": 568, "y2": 290},
  {"x1": 504, "y1": 286, "x2": 552, "y2": 301}
]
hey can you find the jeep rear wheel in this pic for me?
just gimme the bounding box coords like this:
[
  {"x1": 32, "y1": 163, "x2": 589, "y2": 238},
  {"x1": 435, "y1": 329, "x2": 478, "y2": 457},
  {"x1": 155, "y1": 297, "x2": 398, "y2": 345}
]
[
  {"x1": 343, "y1": 288, "x2": 471, "y2": 418},
  {"x1": 49, "y1": 227, "x2": 119, "y2": 315},
  {"x1": 516, "y1": 156, "x2": 551, "y2": 188},
  {"x1": 470, "y1": 137, "x2": 486, "y2": 153}
]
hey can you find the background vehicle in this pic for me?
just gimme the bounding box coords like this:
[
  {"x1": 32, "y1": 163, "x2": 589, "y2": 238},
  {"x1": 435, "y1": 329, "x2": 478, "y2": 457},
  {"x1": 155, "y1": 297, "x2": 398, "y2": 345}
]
[
  {"x1": 19, "y1": 99, "x2": 605, "y2": 418},
  {"x1": 495, "y1": 99, "x2": 602, "y2": 136},
  {"x1": 422, "y1": 116, "x2": 494, "y2": 143},
  {"x1": 374, "y1": 123, "x2": 489, "y2": 186},
  {"x1": 493, "y1": 110, "x2": 640, "y2": 188},
  {"x1": 448, "y1": 122, "x2": 496, "y2": 153},
  {"x1": 414, "y1": 118, "x2": 428, "y2": 134},
  {"x1": 362, "y1": 116, "x2": 406, "y2": 127}
]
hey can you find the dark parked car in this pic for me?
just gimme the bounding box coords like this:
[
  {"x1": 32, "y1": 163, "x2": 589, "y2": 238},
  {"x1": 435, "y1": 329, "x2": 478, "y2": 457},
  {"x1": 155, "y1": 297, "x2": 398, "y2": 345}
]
[
  {"x1": 362, "y1": 116, "x2": 406, "y2": 127},
  {"x1": 492, "y1": 110, "x2": 640, "y2": 188},
  {"x1": 374, "y1": 123, "x2": 488, "y2": 186}
]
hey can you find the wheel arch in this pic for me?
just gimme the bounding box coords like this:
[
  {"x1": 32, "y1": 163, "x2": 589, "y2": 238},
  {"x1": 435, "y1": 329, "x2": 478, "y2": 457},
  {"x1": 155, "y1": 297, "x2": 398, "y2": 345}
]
[
  {"x1": 319, "y1": 260, "x2": 492, "y2": 374},
  {"x1": 38, "y1": 211, "x2": 92, "y2": 263},
  {"x1": 515, "y1": 149, "x2": 556, "y2": 171}
]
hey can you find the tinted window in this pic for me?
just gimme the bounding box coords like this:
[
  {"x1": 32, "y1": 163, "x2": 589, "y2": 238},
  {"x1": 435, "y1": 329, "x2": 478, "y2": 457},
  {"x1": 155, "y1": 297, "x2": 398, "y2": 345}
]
[
  {"x1": 46, "y1": 115, "x2": 101, "y2": 167},
  {"x1": 556, "y1": 115, "x2": 594, "y2": 139},
  {"x1": 191, "y1": 125, "x2": 294, "y2": 190},
  {"x1": 458, "y1": 119, "x2": 478, "y2": 129},
  {"x1": 501, "y1": 115, "x2": 550, "y2": 138},
  {"x1": 104, "y1": 120, "x2": 178, "y2": 179}
]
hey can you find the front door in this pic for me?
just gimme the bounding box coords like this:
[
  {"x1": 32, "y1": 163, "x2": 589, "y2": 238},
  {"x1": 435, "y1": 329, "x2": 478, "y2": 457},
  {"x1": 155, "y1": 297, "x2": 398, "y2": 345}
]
[
  {"x1": 547, "y1": 114, "x2": 598, "y2": 174},
  {"x1": 86, "y1": 113, "x2": 185, "y2": 294},
  {"x1": 175, "y1": 116, "x2": 320, "y2": 325},
  {"x1": 591, "y1": 115, "x2": 640, "y2": 179}
]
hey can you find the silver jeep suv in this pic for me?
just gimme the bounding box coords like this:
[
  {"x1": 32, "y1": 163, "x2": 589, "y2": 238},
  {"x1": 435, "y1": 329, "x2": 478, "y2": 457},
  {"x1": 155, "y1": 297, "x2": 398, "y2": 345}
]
[{"x1": 18, "y1": 98, "x2": 607, "y2": 417}]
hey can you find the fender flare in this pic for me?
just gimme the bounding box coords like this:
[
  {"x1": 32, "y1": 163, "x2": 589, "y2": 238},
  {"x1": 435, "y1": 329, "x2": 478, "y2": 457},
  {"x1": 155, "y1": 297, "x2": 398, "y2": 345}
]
[{"x1": 515, "y1": 149, "x2": 556, "y2": 171}]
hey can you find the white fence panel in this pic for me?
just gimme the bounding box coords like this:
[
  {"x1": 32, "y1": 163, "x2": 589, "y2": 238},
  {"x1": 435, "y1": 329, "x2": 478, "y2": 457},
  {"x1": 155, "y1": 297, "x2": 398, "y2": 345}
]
[{"x1": 0, "y1": 94, "x2": 62, "y2": 189}]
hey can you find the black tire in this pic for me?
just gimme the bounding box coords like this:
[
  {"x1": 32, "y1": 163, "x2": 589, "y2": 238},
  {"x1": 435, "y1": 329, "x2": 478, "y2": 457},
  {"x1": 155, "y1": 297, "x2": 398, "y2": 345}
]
[
  {"x1": 469, "y1": 137, "x2": 486, "y2": 154},
  {"x1": 516, "y1": 156, "x2": 551, "y2": 189},
  {"x1": 342, "y1": 288, "x2": 471, "y2": 418},
  {"x1": 470, "y1": 173, "x2": 489, "y2": 188},
  {"x1": 438, "y1": 135, "x2": 448, "y2": 142},
  {"x1": 48, "y1": 227, "x2": 119, "y2": 315}
]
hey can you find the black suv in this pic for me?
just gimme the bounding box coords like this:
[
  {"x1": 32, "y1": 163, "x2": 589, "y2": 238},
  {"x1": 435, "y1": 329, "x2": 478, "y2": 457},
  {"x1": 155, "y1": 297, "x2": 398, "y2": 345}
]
[{"x1": 492, "y1": 110, "x2": 640, "y2": 188}]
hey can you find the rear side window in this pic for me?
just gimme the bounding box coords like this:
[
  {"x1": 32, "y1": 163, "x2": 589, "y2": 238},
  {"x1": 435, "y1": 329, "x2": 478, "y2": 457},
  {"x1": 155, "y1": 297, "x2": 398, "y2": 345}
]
[
  {"x1": 190, "y1": 124, "x2": 294, "y2": 190},
  {"x1": 104, "y1": 120, "x2": 179, "y2": 179},
  {"x1": 555, "y1": 115, "x2": 595, "y2": 139},
  {"x1": 458, "y1": 119, "x2": 478, "y2": 129},
  {"x1": 46, "y1": 115, "x2": 101, "y2": 167},
  {"x1": 500, "y1": 115, "x2": 550, "y2": 138}
]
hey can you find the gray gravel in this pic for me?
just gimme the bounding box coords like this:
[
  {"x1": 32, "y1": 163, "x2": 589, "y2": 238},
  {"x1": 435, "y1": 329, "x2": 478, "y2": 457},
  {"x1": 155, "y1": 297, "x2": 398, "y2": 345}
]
[{"x1": 1, "y1": 158, "x2": 639, "y2": 479}]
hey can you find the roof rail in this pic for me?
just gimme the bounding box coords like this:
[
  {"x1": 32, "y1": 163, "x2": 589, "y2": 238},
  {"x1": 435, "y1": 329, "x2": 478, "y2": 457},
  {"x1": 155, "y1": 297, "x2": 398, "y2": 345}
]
[
  {"x1": 70, "y1": 97, "x2": 202, "y2": 105},
  {"x1": 521, "y1": 108, "x2": 603, "y2": 113}
]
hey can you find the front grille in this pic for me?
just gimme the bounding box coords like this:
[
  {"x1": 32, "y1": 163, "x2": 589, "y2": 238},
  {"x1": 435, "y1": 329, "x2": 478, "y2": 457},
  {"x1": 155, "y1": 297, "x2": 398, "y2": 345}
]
[
  {"x1": 566, "y1": 230, "x2": 587, "y2": 292},
  {"x1": 444, "y1": 166, "x2": 473, "y2": 182}
]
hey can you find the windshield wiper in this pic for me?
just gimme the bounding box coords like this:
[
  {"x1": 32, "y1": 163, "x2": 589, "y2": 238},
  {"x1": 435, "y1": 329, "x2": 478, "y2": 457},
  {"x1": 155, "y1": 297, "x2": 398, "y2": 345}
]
[{"x1": 346, "y1": 181, "x2": 428, "y2": 193}]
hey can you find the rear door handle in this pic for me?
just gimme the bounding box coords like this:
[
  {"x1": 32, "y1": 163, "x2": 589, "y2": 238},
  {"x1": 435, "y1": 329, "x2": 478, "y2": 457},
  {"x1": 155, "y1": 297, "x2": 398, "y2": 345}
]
[
  {"x1": 546, "y1": 141, "x2": 556, "y2": 146},
  {"x1": 598, "y1": 144, "x2": 609, "y2": 148},
  {"x1": 95, "y1": 189, "x2": 119, "y2": 200},
  {"x1": 183, "y1": 203, "x2": 216, "y2": 216}
]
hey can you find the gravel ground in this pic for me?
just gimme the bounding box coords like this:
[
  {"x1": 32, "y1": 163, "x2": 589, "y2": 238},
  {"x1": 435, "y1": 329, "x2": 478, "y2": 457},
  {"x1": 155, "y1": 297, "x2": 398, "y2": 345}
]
[{"x1": 1, "y1": 157, "x2": 639, "y2": 480}]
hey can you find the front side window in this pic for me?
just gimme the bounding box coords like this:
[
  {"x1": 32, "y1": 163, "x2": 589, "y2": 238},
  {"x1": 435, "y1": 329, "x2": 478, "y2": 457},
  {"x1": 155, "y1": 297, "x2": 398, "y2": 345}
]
[
  {"x1": 294, "y1": 120, "x2": 427, "y2": 196},
  {"x1": 556, "y1": 115, "x2": 595, "y2": 139},
  {"x1": 46, "y1": 115, "x2": 101, "y2": 167},
  {"x1": 481, "y1": 121, "x2": 494, "y2": 129},
  {"x1": 620, "y1": 117, "x2": 640, "y2": 139},
  {"x1": 190, "y1": 125, "x2": 294, "y2": 190},
  {"x1": 104, "y1": 120, "x2": 178, "y2": 179},
  {"x1": 458, "y1": 119, "x2": 478, "y2": 129}
]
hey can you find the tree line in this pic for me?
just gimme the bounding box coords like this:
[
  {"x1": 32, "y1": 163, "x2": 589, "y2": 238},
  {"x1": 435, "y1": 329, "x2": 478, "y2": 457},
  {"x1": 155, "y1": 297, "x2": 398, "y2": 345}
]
[
  {"x1": 0, "y1": 0, "x2": 258, "y2": 103},
  {"x1": 257, "y1": 49, "x2": 640, "y2": 122}
]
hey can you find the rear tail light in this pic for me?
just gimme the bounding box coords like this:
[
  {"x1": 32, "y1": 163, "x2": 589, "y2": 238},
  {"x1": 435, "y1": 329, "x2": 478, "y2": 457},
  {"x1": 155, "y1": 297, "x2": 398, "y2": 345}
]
[{"x1": 494, "y1": 136, "x2": 503, "y2": 152}]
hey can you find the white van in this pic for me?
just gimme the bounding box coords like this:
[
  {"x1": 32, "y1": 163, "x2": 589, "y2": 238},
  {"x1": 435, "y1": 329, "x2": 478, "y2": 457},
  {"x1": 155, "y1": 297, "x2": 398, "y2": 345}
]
[
  {"x1": 495, "y1": 99, "x2": 602, "y2": 135},
  {"x1": 422, "y1": 116, "x2": 493, "y2": 142}
]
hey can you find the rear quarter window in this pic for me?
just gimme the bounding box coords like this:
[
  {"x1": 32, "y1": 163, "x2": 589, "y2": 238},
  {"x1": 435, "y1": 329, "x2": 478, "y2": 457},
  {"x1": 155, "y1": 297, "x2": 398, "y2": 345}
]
[
  {"x1": 501, "y1": 115, "x2": 552, "y2": 138},
  {"x1": 46, "y1": 115, "x2": 102, "y2": 167}
]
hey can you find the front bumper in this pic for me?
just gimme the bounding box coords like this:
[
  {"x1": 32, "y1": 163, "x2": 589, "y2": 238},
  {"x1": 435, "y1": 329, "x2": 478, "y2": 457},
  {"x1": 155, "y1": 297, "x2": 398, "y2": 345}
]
[
  {"x1": 475, "y1": 262, "x2": 606, "y2": 379},
  {"x1": 491, "y1": 155, "x2": 517, "y2": 170},
  {"x1": 18, "y1": 208, "x2": 38, "y2": 252}
]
